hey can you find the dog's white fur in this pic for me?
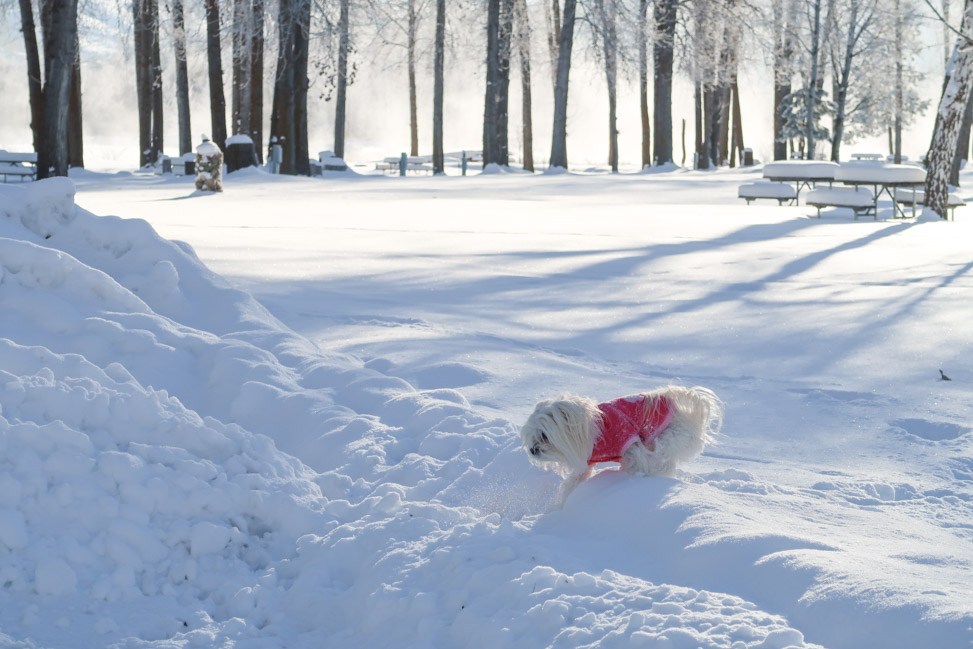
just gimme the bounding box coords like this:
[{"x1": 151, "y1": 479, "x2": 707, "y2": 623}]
[{"x1": 521, "y1": 385, "x2": 723, "y2": 504}]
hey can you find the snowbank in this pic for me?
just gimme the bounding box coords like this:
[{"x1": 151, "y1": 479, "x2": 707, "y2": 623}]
[{"x1": 4, "y1": 175, "x2": 969, "y2": 648}]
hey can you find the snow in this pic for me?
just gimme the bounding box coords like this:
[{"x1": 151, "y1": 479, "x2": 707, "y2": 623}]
[
  {"x1": 762, "y1": 161, "x2": 840, "y2": 179},
  {"x1": 738, "y1": 182, "x2": 797, "y2": 200},
  {"x1": 2, "y1": 167, "x2": 973, "y2": 649},
  {"x1": 225, "y1": 135, "x2": 254, "y2": 146},
  {"x1": 805, "y1": 186, "x2": 875, "y2": 206},
  {"x1": 834, "y1": 163, "x2": 927, "y2": 184}
]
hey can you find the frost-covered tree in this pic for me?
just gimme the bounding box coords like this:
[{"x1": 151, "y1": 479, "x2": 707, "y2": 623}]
[
  {"x1": 926, "y1": 0, "x2": 973, "y2": 218},
  {"x1": 685, "y1": 0, "x2": 744, "y2": 168},
  {"x1": 832, "y1": 0, "x2": 927, "y2": 161},
  {"x1": 363, "y1": 0, "x2": 431, "y2": 156}
]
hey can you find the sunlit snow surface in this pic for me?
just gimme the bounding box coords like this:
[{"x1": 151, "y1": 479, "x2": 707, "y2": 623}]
[{"x1": 1, "y1": 167, "x2": 971, "y2": 648}]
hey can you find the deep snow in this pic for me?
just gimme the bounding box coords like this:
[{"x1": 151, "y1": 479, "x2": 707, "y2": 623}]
[{"x1": 1, "y1": 167, "x2": 971, "y2": 648}]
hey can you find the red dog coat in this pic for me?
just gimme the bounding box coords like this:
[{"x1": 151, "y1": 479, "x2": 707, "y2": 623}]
[{"x1": 589, "y1": 394, "x2": 673, "y2": 466}]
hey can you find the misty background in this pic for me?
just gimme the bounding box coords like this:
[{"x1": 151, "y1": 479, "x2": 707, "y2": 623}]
[{"x1": 0, "y1": 1, "x2": 950, "y2": 170}]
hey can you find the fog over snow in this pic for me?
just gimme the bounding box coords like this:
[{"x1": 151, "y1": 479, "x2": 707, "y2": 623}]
[{"x1": 0, "y1": 166, "x2": 971, "y2": 648}]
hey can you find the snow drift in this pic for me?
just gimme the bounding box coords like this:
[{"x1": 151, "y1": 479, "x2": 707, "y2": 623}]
[{"x1": 2, "y1": 176, "x2": 970, "y2": 648}]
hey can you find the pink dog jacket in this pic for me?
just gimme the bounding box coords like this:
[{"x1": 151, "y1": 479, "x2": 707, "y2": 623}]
[{"x1": 589, "y1": 394, "x2": 673, "y2": 466}]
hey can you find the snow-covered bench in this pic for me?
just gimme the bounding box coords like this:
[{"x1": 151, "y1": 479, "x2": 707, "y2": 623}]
[
  {"x1": 738, "y1": 181, "x2": 797, "y2": 205},
  {"x1": 893, "y1": 188, "x2": 966, "y2": 220},
  {"x1": 377, "y1": 155, "x2": 433, "y2": 175},
  {"x1": 805, "y1": 187, "x2": 875, "y2": 218},
  {"x1": 0, "y1": 151, "x2": 37, "y2": 182}
]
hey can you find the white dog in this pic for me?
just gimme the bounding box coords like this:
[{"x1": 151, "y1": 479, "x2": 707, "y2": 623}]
[{"x1": 521, "y1": 385, "x2": 723, "y2": 504}]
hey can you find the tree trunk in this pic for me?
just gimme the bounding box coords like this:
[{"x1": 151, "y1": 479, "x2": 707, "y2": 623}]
[
  {"x1": 694, "y1": 81, "x2": 705, "y2": 169},
  {"x1": 334, "y1": 0, "x2": 350, "y2": 159},
  {"x1": 950, "y1": 86, "x2": 973, "y2": 185},
  {"x1": 37, "y1": 0, "x2": 78, "y2": 179},
  {"x1": 19, "y1": 0, "x2": 45, "y2": 155},
  {"x1": 67, "y1": 30, "x2": 83, "y2": 168},
  {"x1": 292, "y1": 0, "x2": 311, "y2": 175},
  {"x1": 483, "y1": 0, "x2": 513, "y2": 166},
  {"x1": 594, "y1": 0, "x2": 618, "y2": 172},
  {"x1": 829, "y1": 0, "x2": 857, "y2": 163},
  {"x1": 805, "y1": 0, "x2": 822, "y2": 160},
  {"x1": 432, "y1": 0, "x2": 445, "y2": 174},
  {"x1": 730, "y1": 80, "x2": 743, "y2": 166},
  {"x1": 205, "y1": 0, "x2": 228, "y2": 151},
  {"x1": 250, "y1": 0, "x2": 264, "y2": 161},
  {"x1": 150, "y1": 0, "x2": 163, "y2": 163},
  {"x1": 484, "y1": 0, "x2": 500, "y2": 165},
  {"x1": 638, "y1": 0, "x2": 650, "y2": 168},
  {"x1": 408, "y1": 0, "x2": 419, "y2": 157},
  {"x1": 548, "y1": 0, "x2": 576, "y2": 169},
  {"x1": 774, "y1": 0, "x2": 796, "y2": 164},
  {"x1": 893, "y1": 0, "x2": 903, "y2": 164},
  {"x1": 134, "y1": 0, "x2": 152, "y2": 167},
  {"x1": 173, "y1": 0, "x2": 192, "y2": 155},
  {"x1": 232, "y1": 0, "x2": 253, "y2": 136},
  {"x1": 652, "y1": 0, "x2": 676, "y2": 165},
  {"x1": 514, "y1": 0, "x2": 534, "y2": 171},
  {"x1": 926, "y1": 0, "x2": 973, "y2": 218},
  {"x1": 546, "y1": 0, "x2": 561, "y2": 90}
]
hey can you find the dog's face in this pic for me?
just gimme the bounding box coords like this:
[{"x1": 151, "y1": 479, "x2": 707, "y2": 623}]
[{"x1": 520, "y1": 396, "x2": 600, "y2": 474}]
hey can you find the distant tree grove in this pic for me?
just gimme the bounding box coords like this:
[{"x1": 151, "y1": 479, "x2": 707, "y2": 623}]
[{"x1": 10, "y1": 0, "x2": 973, "y2": 214}]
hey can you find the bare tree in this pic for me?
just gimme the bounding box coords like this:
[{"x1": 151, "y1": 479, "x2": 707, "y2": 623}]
[
  {"x1": 638, "y1": 0, "x2": 650, "y2": 168},
  {"x1": 514, "y1": 0, "x2": 534, "y2": 171},
  {"x1": 772, "y1": 0, "x2": 799, "y2": 160},
  {"x1": 68, "y1": 31, "x2": 83, "y2": 168},
  {"x1": 484, "y1": 0, "x2": 513, "y2": 166},
  {"x1": 205, "y1": 0, "x2": 228, "y2": 151},
  {"x1": 589, "y1": 0, "x2": 620, "y2": 171},
  {"x1": 250, "y1": 0, "x2": 265, "y2": 160},
  {"x1": 432, "y1": 0, "x2": 445, "y2": 173},
  {"x1": 172, "y1": 0, "x2": 193, "y2": 155},
  {"x1": 334, "y1": 0, "x2": 351, "y2": 158},
  {"x1": 652, "y1": 0, "x2": 676, "y2": 165},
  {"x1": 18, "y1": 0, "x2": 45, "y2": 156},
  {"x1": 232, "y1": 0, "x2": 253, "y2": 136},
  {"x1": 270, "y1": 0, "x2": 312, "y2": 174},
  {"x1": 35, "y1": 0, "x2": 80, "y2": 178},
  {"x1": 549, "y1": 0, "x2": 577, "y2": 169}
]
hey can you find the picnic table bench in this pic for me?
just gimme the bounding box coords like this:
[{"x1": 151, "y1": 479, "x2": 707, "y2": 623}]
[
  {"x1": 893, "y1": 188, "x2": 966, "y2": 220},
  {"x1": 737, "y1": 181, "x2": 797, "y2": 205},
  {"x1": 806, "y1": 187, "x2": 875, "y2": 218},
  {"x1": 377, "y1": 155, "x2": 433, "y2": 175},
  {"x1": 0, "y1": 150, "x2": 38, "y2": 182}
]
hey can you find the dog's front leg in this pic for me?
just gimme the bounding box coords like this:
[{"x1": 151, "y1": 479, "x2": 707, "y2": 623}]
[{"x1": 557, "y1": 468, "x2": 593, "y2": 507}]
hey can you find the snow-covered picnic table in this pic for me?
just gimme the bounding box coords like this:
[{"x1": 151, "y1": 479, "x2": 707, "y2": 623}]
[
  {"x1": 834, "y1": 162, "x2": 926, "y2": 219},
  {"x1": 761, "y1": 160, "x2": 839, "y2": 202},
  {"x1": 0, "y1": 150, "x2": 38, "y2": 182}
]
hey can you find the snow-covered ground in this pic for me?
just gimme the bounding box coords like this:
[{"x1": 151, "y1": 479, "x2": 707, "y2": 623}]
[{"x1": 2, "y1": 166, "x2": 971, "y2": 648}]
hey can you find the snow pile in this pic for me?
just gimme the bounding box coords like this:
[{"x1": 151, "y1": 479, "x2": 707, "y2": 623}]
[
  {"x1": 7, "y1": 174, "x2": 973, "y2": 648},
  {"x1": 1, "y1": 179, "x2": 826, "y2": 647}
]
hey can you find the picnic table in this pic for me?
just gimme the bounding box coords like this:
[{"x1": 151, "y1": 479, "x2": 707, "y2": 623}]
[
  {"x1": 762, "y1": 160, "x2": 839, "y2": 202},
  {"x1": 834, "y1": 162, "x2": 926, "y2": 219},
  {"x1": 0, "y1": 150, "x2": 38, "y2": 182}
]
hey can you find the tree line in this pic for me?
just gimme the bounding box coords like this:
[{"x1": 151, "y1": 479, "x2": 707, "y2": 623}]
[{"x1": 12, "y1": 0, "x2": 973, "y2": 216}]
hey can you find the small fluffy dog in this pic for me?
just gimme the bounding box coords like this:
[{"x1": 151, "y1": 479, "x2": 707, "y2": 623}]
[{"x1": 521, "y1": 386, "x2": 723, "y2": 504}]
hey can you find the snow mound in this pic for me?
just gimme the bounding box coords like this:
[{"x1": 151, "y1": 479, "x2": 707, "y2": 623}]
[{"x1": 0, "y1": 179, "x2": 825, "y2": 647}]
